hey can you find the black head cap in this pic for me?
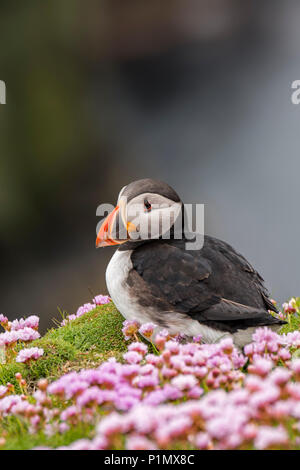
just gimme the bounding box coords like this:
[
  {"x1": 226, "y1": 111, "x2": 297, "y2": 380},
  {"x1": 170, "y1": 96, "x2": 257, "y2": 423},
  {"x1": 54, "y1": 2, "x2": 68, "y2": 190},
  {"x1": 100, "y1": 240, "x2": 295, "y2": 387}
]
[{"x1": 120, "y1": 179, "x2": 181, "y2": 203}]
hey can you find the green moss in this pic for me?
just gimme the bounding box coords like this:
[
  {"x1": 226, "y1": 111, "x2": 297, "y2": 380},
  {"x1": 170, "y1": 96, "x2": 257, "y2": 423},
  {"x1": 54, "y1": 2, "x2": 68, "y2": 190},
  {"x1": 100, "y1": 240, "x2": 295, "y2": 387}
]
[
  {"x1": 49, "y1": 303, "x2": 126, "y2": 353},
  {"x1": 0, "y1": 303, "x2": 127, "y2": 388},
  {"x1": 280, "y1": 314, "x2": 300, "y2": 335},
  {"x1": 2, "y1": 417, "x2": 94, "y2": 450}
]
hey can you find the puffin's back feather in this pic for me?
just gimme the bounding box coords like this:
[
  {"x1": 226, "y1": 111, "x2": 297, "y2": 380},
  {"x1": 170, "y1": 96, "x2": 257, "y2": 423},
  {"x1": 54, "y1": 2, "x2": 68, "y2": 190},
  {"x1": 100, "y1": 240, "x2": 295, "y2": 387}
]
[{"x1": 129, "y1": 235, "x2": 284, "y2": 333}]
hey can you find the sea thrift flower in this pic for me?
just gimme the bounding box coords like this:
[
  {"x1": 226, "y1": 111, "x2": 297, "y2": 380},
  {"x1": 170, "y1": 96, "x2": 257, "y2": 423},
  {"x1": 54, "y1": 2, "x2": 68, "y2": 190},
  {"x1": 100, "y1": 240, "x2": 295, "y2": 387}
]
[
  {"x1": 59, "y1": 423, "x2": 70, "y2": 434},
  {"x1": 16, "y1": 347, "x2": 44, "y2": 363},
  {"x1": 10, "y1": 315, "x2": 40, "y2": 331},
  {"x1": 0, "y1": 386, "x2": 8, "y2": 399},
  {"x1": 122, "y1": 320, "x2": 140, "y2": 340},
  {"x1": 126, "y1": 435, "x2": 157, "y2": 450},
  {"x1": 128, "y1": 342, "x2": 148, "y2": 355},
  {"x1": 61, "y1": 314, "x2": 77, "y2": 326},
  {"x1": 61, "y1": 302, "x2": 98, "y2": 326},
  {"x1": 17, "y1": 327, "x2": 40, "y2": 342},
  {"x1": 0, "y1": 330, "x2": 19, "y2": 346},
  {"x1": 281, "y1": 331, "x2": 300, "y2": 347},
  {"x1": 283, "y1": 298, "x2": 297, "y2": 314},
  {"x1": 248, "y1": 358, "x2": 273, "y2": 377},
  {"x1": 97, "y1": 412, "x2": 125, "y2": 436},
  {"x1": 93, "y1": 295, "x2": 111, "y2": 305},
  {"x1": 76, "y1": 303, "x2": 96, "y2": 318},
  {"x1": 252, "y1": 327, "x2": 279, "y2": 345},
  {"x1": 254, "y1": 426, "x2": 288, "y2": 450},
  {"x1": 193, "y1": 335, "x2": 202, "y2": 343},
  {"x1": 195, "y1": 432, "x2": 212, "y2": 450},
  {"x1": 291, "y1": 359, "x2": 300, "y2": 376},
  {"x1": 171, "y1": 374, "x2": 198, "y2": 391},
  {"x1": 155, "y1": 329, "x2": 170, "y2": 350},
  {"x1": 219, "y1": 337, "x2": 234, "y2": 354},
  {"x1": 0, "y1": 314, "x2": 8, "y2": 327},
  {"x1": 0, "y1": 327, "x2": 40, "y2": 348},
  {"x1": 277, "y1": 311, "x2": 286, "y2": 321},
  {"x1": 123, "y1": 351, "x2": 143, "y2": 365},
  {"x1": 138, "y1": 322, "x2": 157, "y2": 338}
]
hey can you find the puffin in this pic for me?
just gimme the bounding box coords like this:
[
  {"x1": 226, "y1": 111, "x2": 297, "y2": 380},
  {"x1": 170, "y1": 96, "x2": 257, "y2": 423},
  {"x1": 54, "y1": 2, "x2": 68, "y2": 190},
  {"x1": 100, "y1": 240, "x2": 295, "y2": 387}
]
[{"x1": 96, "y1": 178, "x2": 285, "y2": 348}]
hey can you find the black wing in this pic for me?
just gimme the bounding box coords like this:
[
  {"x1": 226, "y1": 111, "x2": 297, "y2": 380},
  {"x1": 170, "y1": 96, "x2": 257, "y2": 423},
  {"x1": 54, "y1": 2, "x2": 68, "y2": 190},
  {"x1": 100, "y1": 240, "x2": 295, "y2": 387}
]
[{"x1": 129, "y1": 235, "x2": 283, "y2": 332}]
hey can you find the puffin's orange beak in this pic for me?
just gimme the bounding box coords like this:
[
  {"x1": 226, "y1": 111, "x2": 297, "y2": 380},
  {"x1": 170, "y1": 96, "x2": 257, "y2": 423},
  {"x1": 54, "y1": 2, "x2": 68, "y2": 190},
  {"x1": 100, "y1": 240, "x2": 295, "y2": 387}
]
[{"x1": 96, "y1": 206, "x2": 122, "y2": 247}]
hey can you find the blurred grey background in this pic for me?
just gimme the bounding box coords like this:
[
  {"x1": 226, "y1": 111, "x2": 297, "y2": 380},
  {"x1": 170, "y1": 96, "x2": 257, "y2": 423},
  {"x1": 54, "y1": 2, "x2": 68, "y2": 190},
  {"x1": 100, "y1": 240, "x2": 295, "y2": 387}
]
[{"x1": 0, "y1": 0, "x2": 299, "y2": 330}]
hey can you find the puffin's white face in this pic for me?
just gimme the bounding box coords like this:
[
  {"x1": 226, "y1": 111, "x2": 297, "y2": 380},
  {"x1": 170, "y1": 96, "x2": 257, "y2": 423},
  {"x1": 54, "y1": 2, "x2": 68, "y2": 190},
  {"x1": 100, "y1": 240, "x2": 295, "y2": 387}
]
[
  {"x1": 96, "y1": 180, "x2": 182, "y2": 247},
  {"x1": 118, "y1": 192, "x2": 182, "y2": 241}
]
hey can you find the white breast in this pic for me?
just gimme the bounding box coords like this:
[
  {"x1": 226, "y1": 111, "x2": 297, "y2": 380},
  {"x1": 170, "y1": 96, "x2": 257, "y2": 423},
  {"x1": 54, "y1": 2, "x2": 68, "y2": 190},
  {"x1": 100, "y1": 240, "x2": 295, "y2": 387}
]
[{"x1": 106, "y1": 249, "x2": 153, "y2": 325}]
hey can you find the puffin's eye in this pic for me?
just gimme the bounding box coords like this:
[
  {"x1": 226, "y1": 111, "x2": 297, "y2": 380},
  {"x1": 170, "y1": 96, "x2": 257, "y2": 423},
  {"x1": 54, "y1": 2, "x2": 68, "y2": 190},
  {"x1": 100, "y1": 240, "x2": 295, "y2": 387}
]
[{"x1": 144, "y1": 198, "x2": 151, "y2": 212}]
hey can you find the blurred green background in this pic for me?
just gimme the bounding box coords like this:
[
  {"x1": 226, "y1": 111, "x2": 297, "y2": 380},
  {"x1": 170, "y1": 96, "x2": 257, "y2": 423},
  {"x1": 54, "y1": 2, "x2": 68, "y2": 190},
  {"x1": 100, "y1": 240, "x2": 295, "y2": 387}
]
[{"x1": 0, "y1": 1, "x2": 300, "y2": 330}]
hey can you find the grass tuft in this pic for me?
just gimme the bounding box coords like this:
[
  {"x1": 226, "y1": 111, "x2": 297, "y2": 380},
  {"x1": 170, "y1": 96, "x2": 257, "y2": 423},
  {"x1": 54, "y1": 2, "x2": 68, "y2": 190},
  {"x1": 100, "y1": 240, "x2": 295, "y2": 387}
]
[{"x1": 0, "y1": 303, "x2": 127, "y2": 388}]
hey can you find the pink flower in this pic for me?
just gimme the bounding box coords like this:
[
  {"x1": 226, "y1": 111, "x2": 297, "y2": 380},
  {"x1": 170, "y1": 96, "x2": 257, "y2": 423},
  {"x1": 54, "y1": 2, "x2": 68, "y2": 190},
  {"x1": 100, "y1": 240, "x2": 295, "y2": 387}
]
[
  {"x1": 59, "y1": 423, "x2": 70, "y2": 434},
  {"x1": 133, "y1": 374, "x2": 159, "y2": 389},
  {"x1": 165, "y1": 341, "x2": 180, "y2": 354},
  {"x1": 0, "y1": 327, "x2": 40, "y2": 346},
  {"x1": 282, "y1": 298, "x2": 297, "y2": 314},
  {"x1": 0, "y1": 314, "x2": 8, "y2": 326},
  {"x1": 281, "y1": 331, "x2": 300, "y2": 348},
  {"x1": 126, "y1": 435, "x2": 157, "y2": 450},
  {"x1": 76, "y1": 303, "x2": 96, "y2": 318},
  {"x1": 60, "y1": 406, "x2": 80, "y2": 421},
  {"x1": 0, "y1": 386, "x2": 8, "y2": 398},
  {"x1": 93, "y1": 295, "x2": 111, "y2": 305},
  {"x1": 162, "y1": 385, "x2": 183, "y2": 401},
  {"x1": 278, "y1": 348, "x2": 291, "y2": 361},
  {"x1": 128, "y1": 342, "x2": 148, "y2": 356},
  {"x1": 69, "y1": 439, "x2": 94, "y2": 450},
  {"x1": 76, "y1": 387, "x2": 104, "y2": 407},
  {"x1": 219, "y1": 337, "x2": 234, "y2": 354},
  {"x1": 143, "y1": 390, "x2": 167, "y2": 406},
  {"x1": 187, "y1": 386, "x2": 203, "y2": 399},
  {"x1": 195, "y1": 432, "x2": 211, "y2": 449},
  {"x1": 250, "y1": 385, "x2": 280, "y2": 409},
  {"x1": 171, "y1": 374, "x2": 197, "y2": 391},
  {"x1": 61, "y1": 314, "x2": 76, "y2": 326},
  {"x1": 252, "y1": 327, "x2": 279, "y2": 344},
  {"x1": 17, "y1": 327, "x2": 40, "y2": 342},
  {"x1": 10, "y1": 315, "x2": 40, "y2": 331},
  {"x1": 122, "y1": 320, "x2": 140, "y2": 340},
  {"x1": 0, "y1": 330, "x2": 19, "y2": 346},
  {"x1": 248, "y1": 358, "x2": 273, "y2": 377},
  {"x1": 138, "y1": 322, "x2": 157, "y2": 338},
  {"x1": 155, "y1": 415, "x2": 192, "y2": 446},
  {"x1": 269, "y1": 368, "x2": 291, "y2": 386},
  {"x1": 16, "y1": 347, "x2": 44, "y2": 363},
  {"x1": 254, "y1": 425, "x2": 288, "y2": 450},
  {"x1": 61, "y1": 302, "x2": 98, "y2": 326},
  {"x1": 123, "y1": 351, "x2": 143, "y2": 365},
  {"x1": 97, "y1": 412, "x2": 125, "y2": 436},
  {"x1": 0, "y1": 395, "x2": 23, "y2": 414},
  {"x1": 145, "y1": 354, "x2": 163, "y2": 366},
  {"x1": 291, "y1": 359, "x2": 300, "y2": 375},
  {"x1": 193, "y1": 334, "x2": 202, "y2": 343},
  {"x1": 154, "y1": 329, "x2": 170, "y2": 350},
  {"x1": 91, "y1": 436, "x2": 108, "y2": 450}
]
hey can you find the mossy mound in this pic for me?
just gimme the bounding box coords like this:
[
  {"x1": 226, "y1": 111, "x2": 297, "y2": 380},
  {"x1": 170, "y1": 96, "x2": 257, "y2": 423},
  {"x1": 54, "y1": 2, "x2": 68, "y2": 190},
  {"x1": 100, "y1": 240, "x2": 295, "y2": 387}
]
[{"x1": 0, "y1": 302, "x2": 127, "y2": 390}]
